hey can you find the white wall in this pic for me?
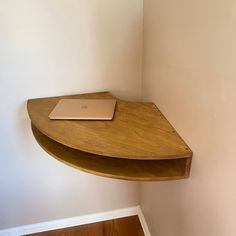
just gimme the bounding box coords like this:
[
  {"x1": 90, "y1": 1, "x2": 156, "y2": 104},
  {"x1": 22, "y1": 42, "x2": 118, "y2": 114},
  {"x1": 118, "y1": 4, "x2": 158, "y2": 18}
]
[
  {"x1": 141, "y1": 0, "x2": 236, "y2": 235},
  {"x1": 0, "y1": 0, "x2": 142, "y2": 229}
]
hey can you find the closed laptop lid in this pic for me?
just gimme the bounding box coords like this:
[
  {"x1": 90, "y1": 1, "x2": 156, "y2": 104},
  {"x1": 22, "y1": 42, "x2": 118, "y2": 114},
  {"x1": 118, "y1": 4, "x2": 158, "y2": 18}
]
[{"x1": 49, "y1": 99, "x2": 116, "y2": 120}]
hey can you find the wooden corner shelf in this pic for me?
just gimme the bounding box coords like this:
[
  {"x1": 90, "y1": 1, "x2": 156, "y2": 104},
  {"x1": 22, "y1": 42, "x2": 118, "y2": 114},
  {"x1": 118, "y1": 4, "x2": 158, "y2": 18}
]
[{"x1": 27, "y1": 92, "x2": 192, "y2": 181}]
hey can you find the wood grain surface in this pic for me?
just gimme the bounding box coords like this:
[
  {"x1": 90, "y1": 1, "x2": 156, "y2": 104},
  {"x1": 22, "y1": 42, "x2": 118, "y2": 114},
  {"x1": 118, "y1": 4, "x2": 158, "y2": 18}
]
[
  {"x1": 27, "y1": 92, "x2": 192, "y2": 160},
  {"x1": 26, "y1": 215, "x2": 144, "y2": 236},
  {"x1": 31, "y1": 124, "x2": 190, "y2": 181}
]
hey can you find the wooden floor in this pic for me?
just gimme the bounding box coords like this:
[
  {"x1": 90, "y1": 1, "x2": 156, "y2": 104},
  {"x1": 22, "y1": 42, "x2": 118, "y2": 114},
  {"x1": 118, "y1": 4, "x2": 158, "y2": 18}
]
[{"x1": 26, "y1": 216, "x2": 144, "y2": 236}]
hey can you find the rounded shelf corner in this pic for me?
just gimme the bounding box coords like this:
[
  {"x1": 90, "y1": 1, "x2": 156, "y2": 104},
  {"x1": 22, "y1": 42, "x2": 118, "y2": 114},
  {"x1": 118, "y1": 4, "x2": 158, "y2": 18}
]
[{"x1": 27, "y1": 92, "x2": 192, "y2": 181}]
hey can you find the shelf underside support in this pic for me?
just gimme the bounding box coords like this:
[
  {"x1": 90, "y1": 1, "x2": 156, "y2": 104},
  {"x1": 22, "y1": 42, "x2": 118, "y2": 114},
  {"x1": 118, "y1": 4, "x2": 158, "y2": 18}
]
[{"x1": 32, "y1": 124, "x2": 191, "y2": 181}]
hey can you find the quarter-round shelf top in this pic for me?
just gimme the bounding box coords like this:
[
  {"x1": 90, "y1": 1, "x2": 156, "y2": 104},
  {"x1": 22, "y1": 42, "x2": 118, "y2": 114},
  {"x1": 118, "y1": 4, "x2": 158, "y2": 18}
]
[{"x1": 27, "y1": 92, "x2": 192, "y2": 160}]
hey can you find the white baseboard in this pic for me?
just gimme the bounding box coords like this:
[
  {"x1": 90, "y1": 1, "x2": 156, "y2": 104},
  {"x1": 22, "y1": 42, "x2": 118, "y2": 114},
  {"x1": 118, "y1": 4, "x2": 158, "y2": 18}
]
[
  {"x1": 0, "y1": 205, "x2": 150, "y2": 236},
  {"x1": 137, "y1": 206, "x2": 151, "y2": 236}
]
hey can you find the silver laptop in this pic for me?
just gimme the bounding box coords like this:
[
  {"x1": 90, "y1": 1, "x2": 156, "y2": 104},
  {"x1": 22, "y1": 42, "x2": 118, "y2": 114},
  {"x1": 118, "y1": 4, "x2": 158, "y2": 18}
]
[{"x1": 49, "y1": 99, "x2": 116, "y2": 120}]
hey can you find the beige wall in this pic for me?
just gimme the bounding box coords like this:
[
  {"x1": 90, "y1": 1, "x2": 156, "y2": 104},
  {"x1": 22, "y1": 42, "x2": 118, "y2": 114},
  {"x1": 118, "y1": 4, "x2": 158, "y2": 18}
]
[
  {"x1": 141, "y1": 0, "x2": 236, "y2": 235},
  {"x1": 0, "y1": 0, "x2": 142, "y2": 229}
]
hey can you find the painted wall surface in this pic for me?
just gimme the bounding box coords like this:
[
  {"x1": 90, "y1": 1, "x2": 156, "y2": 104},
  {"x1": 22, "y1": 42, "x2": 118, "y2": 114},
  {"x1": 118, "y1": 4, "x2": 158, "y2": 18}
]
[
  {"x1": 0, "y1": 0, "x2": 142, "y2": 229},
  {"x1": 141, "y1": 0, "x2": 236, "y2": 236}
]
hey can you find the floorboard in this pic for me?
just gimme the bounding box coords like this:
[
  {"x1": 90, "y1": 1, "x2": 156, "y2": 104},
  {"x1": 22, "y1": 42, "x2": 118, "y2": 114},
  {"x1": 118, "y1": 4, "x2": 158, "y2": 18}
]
[{"x1": 26, "y1": 215, "x2": 144, "y2": 236}]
